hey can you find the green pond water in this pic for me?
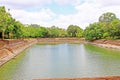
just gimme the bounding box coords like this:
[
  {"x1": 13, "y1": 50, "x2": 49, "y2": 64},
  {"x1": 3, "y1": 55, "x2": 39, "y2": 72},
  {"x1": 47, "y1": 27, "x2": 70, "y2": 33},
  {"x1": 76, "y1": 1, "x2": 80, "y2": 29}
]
[{"x1": 0, "y1": 43, "x2": 120, "y2": 80}]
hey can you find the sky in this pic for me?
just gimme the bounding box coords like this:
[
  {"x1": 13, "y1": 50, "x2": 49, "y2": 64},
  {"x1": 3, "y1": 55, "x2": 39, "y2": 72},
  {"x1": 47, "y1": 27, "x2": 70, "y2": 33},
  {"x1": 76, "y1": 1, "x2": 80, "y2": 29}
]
[{"x1": 1, "y1": 0, "x2": 120, "y2": 29}]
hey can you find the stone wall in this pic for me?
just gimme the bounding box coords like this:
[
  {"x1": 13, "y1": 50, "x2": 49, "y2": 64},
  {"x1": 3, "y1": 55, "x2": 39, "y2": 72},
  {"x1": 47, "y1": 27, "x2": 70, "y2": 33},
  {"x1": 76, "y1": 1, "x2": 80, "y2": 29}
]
[
  {"x1": 0, "y1": 39, "x2": 37, "y2": 66},
  {"x1": 0, "y1": 38, "x2": 120, "y2": 66},
  {"x1": 37, "y1": 38, "x2": 85, "y2": 43},
  {"x1": 34, "y1": 76, "x2": 120, "y2": 80},
  {"x1": 91, "y1": 40, "x2": 120, "y2": 50}
]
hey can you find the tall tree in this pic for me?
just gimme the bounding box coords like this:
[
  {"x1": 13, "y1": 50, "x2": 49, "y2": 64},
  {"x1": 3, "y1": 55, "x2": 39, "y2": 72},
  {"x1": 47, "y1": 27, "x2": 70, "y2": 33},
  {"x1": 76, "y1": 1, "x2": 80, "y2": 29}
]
[
  {"x1": 47, "y1": 26, "x2": 60, "y2": 38},
  {"x1": 110, "y1": 19, "x2": 120, "y2": 39},
  {"x1": 13, "y1": 21, "x2": 24, "y2": 38},
  {"x1": 67, "y1": 25, "x2": 83, "y2": 37},
  {"x1": 83, "y1": 23, "x2": 103, "y2": 40},
  {"x1": 5, "y1": 18, "x2": 15, "y2": 39},
  {"x1": 99, "y1": 12, "x2": 117, "y2": 22},
  {"x1": 0, "y1": 6, "x2": 12, "y2": 40}
]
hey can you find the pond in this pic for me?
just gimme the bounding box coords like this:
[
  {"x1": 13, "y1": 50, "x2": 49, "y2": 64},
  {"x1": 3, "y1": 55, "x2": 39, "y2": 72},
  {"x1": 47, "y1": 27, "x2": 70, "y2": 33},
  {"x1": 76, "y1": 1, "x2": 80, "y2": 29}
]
[{"x1": 0, "y1": 43, "x2": 120, "y2": 80}]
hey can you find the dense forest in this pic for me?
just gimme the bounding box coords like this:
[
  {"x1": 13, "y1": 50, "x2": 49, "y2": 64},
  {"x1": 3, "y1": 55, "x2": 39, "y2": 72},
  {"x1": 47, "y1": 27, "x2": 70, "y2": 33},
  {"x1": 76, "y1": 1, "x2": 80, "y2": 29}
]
[{"x1": 0, "y1": 6, "x2": 120, "y2": 40}]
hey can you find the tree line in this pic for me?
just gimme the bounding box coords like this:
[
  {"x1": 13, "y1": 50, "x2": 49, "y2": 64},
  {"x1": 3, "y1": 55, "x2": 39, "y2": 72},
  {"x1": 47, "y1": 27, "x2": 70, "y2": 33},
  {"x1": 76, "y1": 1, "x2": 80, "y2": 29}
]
[
  {"x1": 0, "y1": 6, "x2": 120, "y2": 40},
  {"x1": 84, "y1": 12, "x2": 120, "y2": 40},
  {"x1": 0, "y1": 6, "x2": 83, "y2": 39}
]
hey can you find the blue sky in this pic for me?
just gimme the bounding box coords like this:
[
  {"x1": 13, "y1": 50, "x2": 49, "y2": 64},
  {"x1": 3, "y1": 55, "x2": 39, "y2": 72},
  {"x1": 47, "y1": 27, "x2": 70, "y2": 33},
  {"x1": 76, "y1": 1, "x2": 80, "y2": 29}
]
[
  {"x1": 43, "y1": 3, "x2": 77, "y2": 15},
  {"x1": 1, "y1": 0, "x2": 120, "y2": 29}
]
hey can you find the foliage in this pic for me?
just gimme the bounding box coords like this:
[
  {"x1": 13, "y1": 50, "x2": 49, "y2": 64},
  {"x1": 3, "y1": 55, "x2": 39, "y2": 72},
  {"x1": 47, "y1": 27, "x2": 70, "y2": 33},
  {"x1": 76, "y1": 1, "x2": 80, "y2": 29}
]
[
  {"x1": 67, "y1": 25, "x2": 83, "y2": 37},
  {"x1": 109, "y1": 19, "x2": 120, "y2": 39},
  {"x1": 84, "y1": 23, "x2": 103, "y2": 40},
  {"x1": 0, "y1": 6, "x2": 12, "y2": 39},
  {"x1": 47, "y1": 26, "x2": 67, "y2": 38},
  {"x1": 99, "y1": 12, "x2": 117, "y2": 22},
  {"x1": 10, "y1": 21, "x2": 24, "y2": 38},
  {"x1": 47, "y1": 26, "x2": 59, "y2": 38},
  {"x1": 84, "y1": 12, "x2": 120, "y2": 40},
  {"x1": 5, "y1": 18, "x2": 15, "y2": 38},
  {"x1": 0, "y1": 6, "x2": 120, "y2": 40}
]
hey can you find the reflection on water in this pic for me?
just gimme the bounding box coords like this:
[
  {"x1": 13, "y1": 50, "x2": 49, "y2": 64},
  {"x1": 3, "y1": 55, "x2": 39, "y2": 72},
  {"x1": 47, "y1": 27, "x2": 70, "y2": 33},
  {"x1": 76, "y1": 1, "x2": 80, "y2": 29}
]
[{"x1": 0, "y1": 43, "x2": 120, "y2": 80}]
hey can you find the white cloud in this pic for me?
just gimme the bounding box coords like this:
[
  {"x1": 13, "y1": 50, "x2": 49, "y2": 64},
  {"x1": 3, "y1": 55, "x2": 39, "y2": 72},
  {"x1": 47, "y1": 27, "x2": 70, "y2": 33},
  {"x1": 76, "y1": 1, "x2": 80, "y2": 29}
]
[
  {"x1": 10, "y1": 8, "x2": 56, "y2": 25},
  {"x1": 0, "y1": 0, "x2": 52, "y2": 9},
  {"x1": 54, "y1": 0, "x2": 69, "y2": 4},
  {"x1": 54, "y1": 0, "x2": 80, "y2": 5},
  {"x1": 1, "y1": 0, "x2": 80, "y2": 9},
  {"x1": 1, "y1": 0, "x2": 120, "y2": 29},
  {"x1": 51, "y1": 0, "x2": 120, "y2": 29},
  {"x1": 94, "y1": 0, "x2": 120, "y2": 6}
]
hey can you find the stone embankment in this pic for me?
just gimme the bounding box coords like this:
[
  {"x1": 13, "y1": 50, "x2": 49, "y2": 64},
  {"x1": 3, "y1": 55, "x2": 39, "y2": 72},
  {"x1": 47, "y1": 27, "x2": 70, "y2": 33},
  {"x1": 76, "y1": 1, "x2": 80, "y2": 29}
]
[
  {"x1": 91, "y1": 40, "x2": 120, "y2": 50},
  {"x1": 0, "y1": 38, "x2": 84, "y2": 67},
  {"x1": 34, "y1": 76, "x2": 120, "y2": 80},
  {"x1": 0, "y1": 38, "x2": 120, "y2": 80},
  {"x1": 0, "y1": 39, "x2": 37, "y2": 66},
  {"x1": 0, "y1": 38, "x2": 120, "y2": 67},
  {"x1": 37, "y1": 38, "x2": 120, "y2": 50},
  {"x1": 37, "y1": 38, "x2": 85, "y2": 43}
]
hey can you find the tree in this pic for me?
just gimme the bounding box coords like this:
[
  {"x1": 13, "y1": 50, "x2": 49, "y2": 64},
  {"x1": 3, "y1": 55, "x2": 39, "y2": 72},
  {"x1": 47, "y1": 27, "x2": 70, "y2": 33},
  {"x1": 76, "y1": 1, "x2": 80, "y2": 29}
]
[
  {"x1": 38, "y1": 27, "x2": 49, "y2": 38},
  {"x1": 67, "y1": 25, "x2": 83, "y2": 37},
  {"x1": 110, "y1": 19, "x2": 120, "y2": 39},
  {"x1": 22, "y1": 27, "x2": 30, "y2": 38},
  {"x1": 47, "y1": 26, "x2": 60, "y2": 38},
  {"x1": 0, "y1": 6, "x2": 12, "y2": 39},
  {"x1": 13, "y1": 21, "x2": 24, "y2": 38},
  {"x1": 99, "y1": 12, "x2": 117, "y2": 23},
  {"x1": 99, "y1": 19, "x2": 120, "y2": 39},
  {"x1": 98, "y1": 12, "x2": 118, "y2": 39},
  {"x1": 84, "y1": 12, "x2": 120, "y2": 40},
  {"x1": 5, "y1": 18, "x2": 15, "y2": 39},
  {"x1": 22, "y1": 24, "x2": 49, "y2": 38},
  {"x1": 83, "y1": 23, "x2": 103, "y2": 40},
  {"x1": 58, "y1": 28, "x2": 67, "y2": 38}
]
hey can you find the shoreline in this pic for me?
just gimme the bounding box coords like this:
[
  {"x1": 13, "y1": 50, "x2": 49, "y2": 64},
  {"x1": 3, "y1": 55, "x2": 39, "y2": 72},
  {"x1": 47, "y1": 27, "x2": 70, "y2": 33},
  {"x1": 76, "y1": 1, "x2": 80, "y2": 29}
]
[
  {"x1": 34, "y1": 76, "x2": 120, "y2": 80},
  {"x1": 37, "y1": 38, "x2": 120, "y2": 50},
  {"x1": 0, "y1": 39, "x2": 37, "y2": 66},
  {"x1": 37, "y1": 38, "x2": 85, "y2": 43},
  {"x1": 0, "y1": 38, "x2": 120, "y2": 80},
  {"x1": 0, "y1": 38, "x2": 120, "y2": 67},
  {"x1": 89, "y1": 40, "x2": 120, "y2": 50}
]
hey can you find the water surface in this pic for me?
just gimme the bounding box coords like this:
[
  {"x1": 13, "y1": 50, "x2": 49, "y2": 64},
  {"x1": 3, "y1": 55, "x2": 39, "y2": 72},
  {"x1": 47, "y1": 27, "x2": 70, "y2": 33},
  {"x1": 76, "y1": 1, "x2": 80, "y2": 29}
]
[{"x1": 0, "y1": 43, "x2": 120, "y2": 80}]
